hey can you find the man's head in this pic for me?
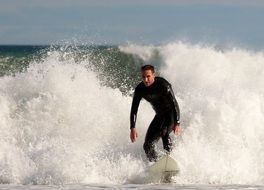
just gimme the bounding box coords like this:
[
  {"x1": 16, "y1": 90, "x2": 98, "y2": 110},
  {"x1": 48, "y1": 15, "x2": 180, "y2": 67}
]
[{"x1": 141, "y1": 65, "x2": 155, "y2": 87}]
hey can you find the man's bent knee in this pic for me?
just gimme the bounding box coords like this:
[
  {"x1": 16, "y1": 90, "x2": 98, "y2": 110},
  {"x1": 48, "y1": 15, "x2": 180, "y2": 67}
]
[{"x1": 143, "y1": 142, "x2": 158, "y2": 162}]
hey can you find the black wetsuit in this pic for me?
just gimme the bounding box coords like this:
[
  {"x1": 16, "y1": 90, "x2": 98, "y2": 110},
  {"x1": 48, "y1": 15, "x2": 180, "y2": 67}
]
[{"x1": 130, "y1": 77, "x2": 180, "y2": 162}]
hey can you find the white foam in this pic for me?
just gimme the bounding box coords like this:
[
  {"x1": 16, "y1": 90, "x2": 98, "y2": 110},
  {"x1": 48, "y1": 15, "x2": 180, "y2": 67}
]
[
  {"x1": 120, "y1": 42, "x2": 264, "y2": 184},
  {"x1": 0, "y1": 50, "x2": 151, "y2": 185},
  {"x1": 1, "y1": 43, "x2": 264, "y2": 185}
]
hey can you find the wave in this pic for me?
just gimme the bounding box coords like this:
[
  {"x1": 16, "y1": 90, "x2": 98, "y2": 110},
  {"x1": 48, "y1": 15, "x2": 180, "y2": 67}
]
[
  {"x1": 121, "y1": 42, "x2": 264, "y2": 184},
  {"x1": 0, "y1": 42, "x2": 264, "y2": 185}
]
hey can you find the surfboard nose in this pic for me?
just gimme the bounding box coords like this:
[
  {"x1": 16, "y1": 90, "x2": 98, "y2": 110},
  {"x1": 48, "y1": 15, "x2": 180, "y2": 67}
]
[{"x1": 148, "y1": 154, "x2": 180, "y2": 183}]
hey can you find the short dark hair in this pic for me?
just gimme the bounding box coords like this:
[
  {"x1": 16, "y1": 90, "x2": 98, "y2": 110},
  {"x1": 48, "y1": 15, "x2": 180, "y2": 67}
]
[{"x1": 141, "y1": 65, "x2": 155, "y2": 73}]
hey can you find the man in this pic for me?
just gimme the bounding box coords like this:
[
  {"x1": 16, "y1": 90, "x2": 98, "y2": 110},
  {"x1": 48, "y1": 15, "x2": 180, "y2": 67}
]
[{"x1": 130, "y1": 65, "x2": 181, "y2": 162}]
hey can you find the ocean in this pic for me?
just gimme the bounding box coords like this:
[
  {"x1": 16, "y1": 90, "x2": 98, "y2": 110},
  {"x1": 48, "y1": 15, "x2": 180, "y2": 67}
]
[{"x1": 1, "y1": 43, "x2": 264, "y2": 189}]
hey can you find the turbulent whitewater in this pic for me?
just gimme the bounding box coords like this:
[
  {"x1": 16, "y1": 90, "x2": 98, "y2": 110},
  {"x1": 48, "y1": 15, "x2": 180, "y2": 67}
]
[{"x1": 0, "y1": 42, "x2": 264, "y2": 186}]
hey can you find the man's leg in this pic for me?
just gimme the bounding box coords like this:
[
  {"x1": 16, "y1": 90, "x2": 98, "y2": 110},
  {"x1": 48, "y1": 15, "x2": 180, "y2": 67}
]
[
  {"x1": 143, "y1": 115, "x2": 164, "y2": 162},
  {"x1": 162, "y1": 133, "x2": 172, "y2": 153},
  {"x1": 161, "y1": 113, "x2": 174, "y2": 153}
]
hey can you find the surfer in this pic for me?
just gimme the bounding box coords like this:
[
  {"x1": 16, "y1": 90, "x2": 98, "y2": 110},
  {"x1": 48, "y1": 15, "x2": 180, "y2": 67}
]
[{"x1": 130, "y1": 65, "x2": 181, "y2": 162}]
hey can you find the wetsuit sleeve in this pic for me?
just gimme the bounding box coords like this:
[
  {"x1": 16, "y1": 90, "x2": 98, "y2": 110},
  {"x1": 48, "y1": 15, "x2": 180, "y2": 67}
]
[
  {"x1": 130, "y1": 88, "x2": 142, "y2": 129},
  {"x1": 167, "y1": 84, "x2": 180, "y2": 125}
]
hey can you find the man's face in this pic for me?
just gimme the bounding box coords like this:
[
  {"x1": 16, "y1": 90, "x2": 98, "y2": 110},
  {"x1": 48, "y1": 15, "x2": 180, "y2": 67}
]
[{"x1": 141, "y1": 69, "x2": 155, "y2": 87}]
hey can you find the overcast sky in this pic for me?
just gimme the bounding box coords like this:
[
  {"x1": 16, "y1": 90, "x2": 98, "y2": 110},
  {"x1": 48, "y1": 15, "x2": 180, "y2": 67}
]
[{"x1": 0, "y1": 0, "x2": 264, "y2": 49}]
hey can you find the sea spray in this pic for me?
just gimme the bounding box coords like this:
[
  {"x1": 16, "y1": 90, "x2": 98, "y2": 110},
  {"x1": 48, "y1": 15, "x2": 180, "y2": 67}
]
[
  {"x1": 1, "y1": 42, "x2": 264, "y2": 185},
  {"x1": 0, "y1": 50, "x2": 149, "y2": 185},
  {"x1": 120, "y1": 42, "x2": 264, "y2": 184}
]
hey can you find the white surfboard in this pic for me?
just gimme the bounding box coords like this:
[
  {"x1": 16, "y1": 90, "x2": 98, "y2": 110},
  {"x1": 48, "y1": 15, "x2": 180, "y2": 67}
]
[{"x1": 149, "y1": 154, "x2": 180, "y2": 182}]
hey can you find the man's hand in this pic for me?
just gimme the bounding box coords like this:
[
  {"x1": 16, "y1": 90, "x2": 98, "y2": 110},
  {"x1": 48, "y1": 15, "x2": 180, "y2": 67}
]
[
  {"x1": 130, "y1": 128, "x2": 138, "y2": 143},
  {"x1": 173, "y1": 124, "x2": 181, "y2": 135}
]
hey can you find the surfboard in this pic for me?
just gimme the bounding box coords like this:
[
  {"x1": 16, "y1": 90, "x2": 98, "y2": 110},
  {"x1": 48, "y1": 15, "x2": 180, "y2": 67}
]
[{"x1": 148, "y1": 154, "x2": 180, "y2": 182}]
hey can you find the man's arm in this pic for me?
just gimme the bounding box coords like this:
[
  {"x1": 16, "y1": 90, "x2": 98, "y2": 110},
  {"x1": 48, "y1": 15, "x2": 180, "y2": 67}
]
[
  {"x1": 167, "y1": 84, "x2": 181, "y2": 135},
  {"x1": 167, "y1": 84, "x2": 180, "y2": 123},
  {"x1": 130, "y1": 89, "x2": 142, "y2": 142},
  {"x1": 130, "y1": 91, "x2": 141, "y2": 129}
]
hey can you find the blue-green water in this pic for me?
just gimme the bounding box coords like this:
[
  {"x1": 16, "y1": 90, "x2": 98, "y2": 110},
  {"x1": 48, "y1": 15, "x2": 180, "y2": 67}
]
[{"x1": 0, "y1": 45, "x2": 142, "y2": 95}]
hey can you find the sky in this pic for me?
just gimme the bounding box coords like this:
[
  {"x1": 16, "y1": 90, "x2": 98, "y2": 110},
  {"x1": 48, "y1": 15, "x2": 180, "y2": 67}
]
[{"x1": 0, "y1": 0, "x2": 264, "y2": 49}]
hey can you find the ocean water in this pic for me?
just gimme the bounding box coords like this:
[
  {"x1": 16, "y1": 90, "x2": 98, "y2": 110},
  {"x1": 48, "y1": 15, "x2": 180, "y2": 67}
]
[{"x1": 0, "y1": 43, "x2": 264, "y2": 189}]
